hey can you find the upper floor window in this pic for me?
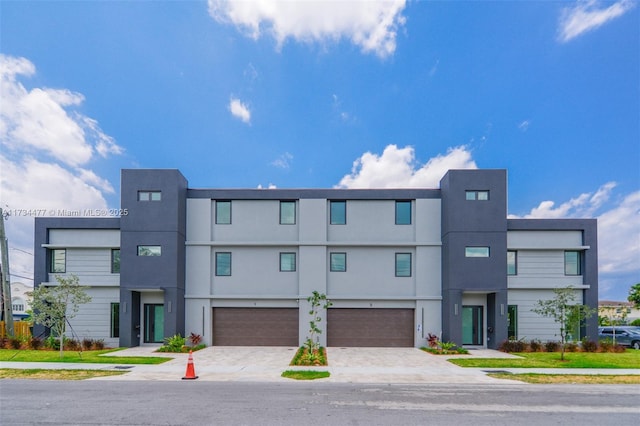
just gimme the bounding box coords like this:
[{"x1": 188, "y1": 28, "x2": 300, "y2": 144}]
[
  {"x1": 215, "y1": 252, "x2": 232, "y2": 276},
  {"x1": 280, "y1": 201, "x2": 296, "y2": 225},
  {"x1": 111, "y1": 249, "x2": 121, "y2": 273},
  {"x1": 12, "y1": 300, "x2": 25, "y2": 312},
  {"x1": 395, "y1": 201, "x2": 412, "y2": 225},
  {"x1": 466, "y1": 190, "x2": 489, "y2": 201},
  {"x1": 564, "y1": 251, "x2": 581, "y2": 275},
  {"x1": 280, "y1": 253, "x2": 296, "y2": 272},
  {"x1": 465, "y1": 247, "x2": 490, "y2": 257},
  {"x1": 138, "y1": 191, "x2": 161, "y2": 201},
  {"x1": 50, "y1": 249, "x2": 66, "y2": 273},
  {"x1": 395, "y1": 253, "x2": 412, "y2": 277},
  {"x1": 330, "y1": 252, "x2": 347, "y2": 272},
  {"x1": 507, "y1": 251, "x2": 517, "y2": 275},
  {"x1": 137, "y1": 246, "x2": 161, "y2": 256},
  {"x1": 330, "y1": 201, "x2": 346, "y2": 225},
  {"x1": 216, "y1": 201, "x2": 231, "y2": 224}
]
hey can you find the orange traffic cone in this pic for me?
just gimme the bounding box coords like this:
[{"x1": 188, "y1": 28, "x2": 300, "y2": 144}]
[{"x1": 182, "y1": 350, "x2": 198, "y2": 380}]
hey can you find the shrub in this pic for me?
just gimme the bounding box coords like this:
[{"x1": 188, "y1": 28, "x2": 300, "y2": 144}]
[
  {"x1": 500, "y1": 339, "x2": 527, "y2": 353},
  {"x1": 529, "y1": 339, "x2": 542, "y2": 352},
  {"x1": 581, "y1": 339, "x2": 598, "y2": 352},
  {"x1": 630, "y1": 318, "x2": 640, "y2": 326},
  {"x1": 64, "y1": 339, "x2": 80, "y2": 351},
  {"x1": 565, "y1": 342, "x2": 578, "y2": 352},
  {"x1": 93, "y1": 339, "x2": 105, "y2": 350},
  {"x1": 0, "y1": 337, "x2": 8, "y2": 349},
  {"x1": 9, "y1": 336, "x2": 23, "y2": 349},
  {"x1": 29, "y1": 337, "x2": 43, "y2": 350},
  {"x1": 599, "y1": 339, "x2": 613, "y2": 353},
  {"x1": 188, "y1": 332, "x2": 203, "y2": 346},
  {"x1": 82, "y1": 338, "x2": 94, "y2": 351},
  {"x1": 427, "y1": 333, "x2": 439, "y2": 349},
  {"x1": 544, "y1": 341, "x2": 559, "y2": 352}
]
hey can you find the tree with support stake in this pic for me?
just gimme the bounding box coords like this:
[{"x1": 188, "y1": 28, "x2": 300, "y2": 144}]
[{"x1": 29, "y1": 274, "x2": 91, "y2": 358}]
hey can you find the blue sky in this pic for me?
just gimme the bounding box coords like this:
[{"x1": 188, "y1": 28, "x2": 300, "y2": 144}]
[{"x1": 1, "y1": 1, "x2": 638, "y2": 301}]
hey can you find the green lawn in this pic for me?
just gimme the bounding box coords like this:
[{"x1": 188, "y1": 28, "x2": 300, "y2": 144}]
[
  {"x1": 0, "y1": 368, "x2": 127, "y2": 380},
  {"x1": 281, "y1": 370, "x2": 330, "y2": 380},
  {"x1": 0, "y1": 348, "x2": 170, "y2": 365},
  {"x1": 449, "y1": 350, "x2": 640, "y2": 369}
]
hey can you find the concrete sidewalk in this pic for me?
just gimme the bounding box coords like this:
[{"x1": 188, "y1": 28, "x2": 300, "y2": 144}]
[{"x1": 1, "y1": 346, "x2": 638, "y2": 383}]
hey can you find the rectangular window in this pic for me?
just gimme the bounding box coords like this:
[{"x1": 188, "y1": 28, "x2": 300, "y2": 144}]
[
  {"x1": 465, "y1": 247, "x2": 490, "y2": 257},
  {"x1": 330, "y1": 252, "x2": 347, "y2": 272},
  {"x1": 507, "y1": 251, "x2": 517, "y2": 275},
  {"x1": 111, "y1": 249, "x2": 120, "y2": 273},
  {"x1": 216, "y1": 200, "x2": 231, "y2": 224},
  {"x1": 110, "y1": 303, "x2": 120, "y2": 338},
  {"x1": 565, "y1": 251, "x2": 581, "y2": 275},
  {"x1": 466, "y1": 190, "x2": 489, "y2": 201},
  {"x1": 137, "y1": 246, "x2": 161, "y2": 256},
  {"x1": 12, "y1": 304, "x2": 24, "y2": 311},
  {"x1": 280, "y1": 252, "x2": 296, "y2": 272},
  {"x1": 330, "y1": 201, "x2": 346, "y2": 225},
  {"x1": 138, "y1": 191, "x2": 161, "y2": 201},
  {"x1": 507, "y1": 305, "x2": 517, "y2": 339},
  {"x1": 280, "y1": 201, "x2": 296, "y2": 225},
  {"x1": 395, "y1": 253, "x2": 412, "y2": 277},
  {"x1": 50, "y1": 249, "x2": 66, "y2": 273},
  {"x1": 395, "y1": 201, "x2": 412, "y2": 225},
  {"x1": 215, "y1": 252, "x2": 232, "y2": 276}
]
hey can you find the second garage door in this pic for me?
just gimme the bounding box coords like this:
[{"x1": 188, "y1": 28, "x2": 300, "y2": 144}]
[
  {"x1": 212, "y1": 308, "x2": 298, "y2": 346},
  {"x1": 327, "y1": 308, "x2": 414, "y2": 347}
]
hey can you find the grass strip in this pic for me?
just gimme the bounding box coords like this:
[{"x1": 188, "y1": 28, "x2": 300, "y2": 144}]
[
  {"x1": 449, "y1": 351, "x2": 640, "y2": 369},
  {"x1": 488, "y1": 372, "x2": 640, "y2": 384},
  {"x1": 281, "y1": 370, "x2": 330, "y2": 380},
  {"x1": 0, "y1": 349, "x2": 170, "y2": 364},
  {"x1": 0, "y1": 368, "x2": 126, "y2": 380}
]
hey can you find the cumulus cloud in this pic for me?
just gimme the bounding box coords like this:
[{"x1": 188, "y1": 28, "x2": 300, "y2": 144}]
[
  {"x1": 208, "y1": 0, "x2": 408, "y2": 58},
  {"x1": 228, "y1": 97, "x2": 251, "y2": 123},
  {"x1": 0, "y1": 54, "x2": 123, "y2": 285},
  {"x1": 336, "y1": 145, "x2": 477, "y2": 189},
  {"x1": 558, "y1": 0, "x2": 635, "y2": 43}
]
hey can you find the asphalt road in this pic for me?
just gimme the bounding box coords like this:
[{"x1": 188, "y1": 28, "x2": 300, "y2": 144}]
[{"x1": 1, "y1": 381, "x2": 638, "y2": 425}]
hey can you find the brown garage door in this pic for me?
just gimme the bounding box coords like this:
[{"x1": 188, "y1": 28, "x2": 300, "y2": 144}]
[
  {"x1": 327, "y1": 308, "x2": 414, "y2": 347},
  {"x1": 212, "y1": 308, "x2": 298, "y2": 346}
]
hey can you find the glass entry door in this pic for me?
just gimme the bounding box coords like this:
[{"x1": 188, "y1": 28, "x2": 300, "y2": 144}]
[
  {"x1": 462, "y1": 306, "x2": 483, "y2": 345},
  {"x1": 144, "y1": 304, "x2": 164, "y2": 343}
]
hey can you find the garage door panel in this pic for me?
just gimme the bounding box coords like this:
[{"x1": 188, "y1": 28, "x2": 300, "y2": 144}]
[
  {"x1": 328, "y1": 308, "x2": 414, "y2": 347},
  {"x1": 212, "y1": 308, "x2": 298, "y2": 346}
]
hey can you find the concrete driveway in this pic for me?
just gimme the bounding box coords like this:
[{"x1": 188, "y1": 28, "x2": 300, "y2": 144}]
[{"x1": 91, "y1": 346, "x2": 514, "y2": 383}]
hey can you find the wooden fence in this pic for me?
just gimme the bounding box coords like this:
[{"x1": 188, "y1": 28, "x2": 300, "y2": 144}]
[{"x1": 0, "y1": 321, "x2": 32, "y2": 338}]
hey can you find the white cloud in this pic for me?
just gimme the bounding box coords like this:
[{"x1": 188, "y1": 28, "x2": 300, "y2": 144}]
[
  {"x1": 512, "y1": 181, "x2": 617, "y2": 219},
  {"x1": 0, "y1": 54, "x2": 123, "y2": 285},
  {"x1": 271, "y1": 152, "x2": 293, "y2": 169},
  {"x1": 208, "y1": 0, "x2": 407, "y2": 58},
  {"x1": 518, "y1": 120, "x2": 531, "y2": 132},
  {"x1": 558, "y1": 0, "x2": 635, "y2": 43},
  {"x1": 336, "y1": 145, "x2": 477, "y2": 189},
  {"x1": 228, "y1": 97, "x2": 251, "y2": 124}
]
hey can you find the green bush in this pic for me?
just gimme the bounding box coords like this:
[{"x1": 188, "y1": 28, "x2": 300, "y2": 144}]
[{"x1": 630, "y1": 318, "x2": 640, "y2": 326}]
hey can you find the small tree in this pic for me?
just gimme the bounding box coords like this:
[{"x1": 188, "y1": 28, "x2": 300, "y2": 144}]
[
  {"x1": 531, "y1": 287, "x2": 595, "y2": 360},
  {"x1": 628, "y1": 283, "x2": 640, "y2": 309},
  {"x1": 303, "y1": 291, "x2": 332, "y2": 364},
  {"x1": 29, "y1": 275, "x2": 91, "y2": 358}
]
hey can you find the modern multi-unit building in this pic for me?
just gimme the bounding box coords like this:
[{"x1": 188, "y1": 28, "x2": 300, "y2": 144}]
[{"x1": 33, "y1": 168, "x2": 598, "y2": 349}]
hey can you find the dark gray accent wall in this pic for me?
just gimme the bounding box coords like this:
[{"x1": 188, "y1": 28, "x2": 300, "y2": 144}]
[
  {"x1": 120, "y1": 169, "x2": 187, "y2": 346},
  {"x1": 507, "y1": 219, "x2": 599, "y2": 340},
  {"x1": 440, "y1": 170, "x2": 508, "y2": 348}
]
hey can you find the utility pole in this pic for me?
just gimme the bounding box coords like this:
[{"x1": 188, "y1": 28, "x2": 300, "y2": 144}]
[{"x1": 0, "y1": 208, "x2": 14, "y2": 336}]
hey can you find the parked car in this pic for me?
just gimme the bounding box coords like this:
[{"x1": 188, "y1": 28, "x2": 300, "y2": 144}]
[{"x1": 598, "y1": 327, "x2": 640, "y2": 349}]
